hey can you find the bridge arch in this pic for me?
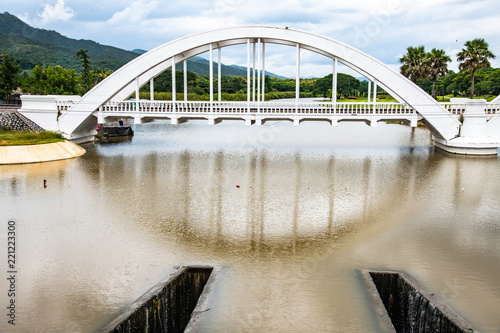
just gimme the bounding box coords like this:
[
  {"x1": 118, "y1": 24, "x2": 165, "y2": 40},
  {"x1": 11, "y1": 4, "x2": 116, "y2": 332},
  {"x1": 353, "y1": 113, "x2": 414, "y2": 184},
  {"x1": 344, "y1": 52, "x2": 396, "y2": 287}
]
[{"x1": 59, "y1": 25, "x2": 460, "y2": 140}]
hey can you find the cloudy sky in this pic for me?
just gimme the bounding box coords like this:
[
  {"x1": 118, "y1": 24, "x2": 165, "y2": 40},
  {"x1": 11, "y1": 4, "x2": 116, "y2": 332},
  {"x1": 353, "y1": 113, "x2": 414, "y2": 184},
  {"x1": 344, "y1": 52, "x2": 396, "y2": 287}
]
[{"x1": 4, "y1": 0, "x2": 500, "y2": 78}]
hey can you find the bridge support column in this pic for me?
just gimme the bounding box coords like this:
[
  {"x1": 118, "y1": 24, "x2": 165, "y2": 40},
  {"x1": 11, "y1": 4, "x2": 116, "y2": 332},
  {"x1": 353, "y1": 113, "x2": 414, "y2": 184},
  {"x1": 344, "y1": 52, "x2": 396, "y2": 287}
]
[
  {"x1": 295, "y1": 43, "x2": 300, "y2": 111},
  {"x1": 262, "y1": 42, "x2": 266, "y2": 102},
  {"x1": 332, "y1": 58, "x2": 337, "y2": 104},
  {"x1": 410, "y1": 114, "x2": 418, "y2": 128},
  {"x1": 97, "y1": 107, "x2": 104, "y2": 124},
  {"x1": 293, "y1": 117, "x2": 300, "y2": 126},
  {"x1": 247, "y1": 39, "x2": 251, "y2": 112},
  {"x1": 134, "y1": 116, "x2": 143, "y2": 131},
  {"x1": 370, "y1": 117, "x2": 378, "y2": 127},
  {"x1": 255, "y1": 117, "x2": 262, "y2": 126},
  {"x1": 208, "y1": 117, "x2": 215, "y2": 125},
  {"x1": 184, "y1": 60, "x2": 188, "y2": 102},
  {"x1": 171, "y1": 117, "x2": 179, "y2": 125},
  {"x1": 172, "y1": 56, "x2": 176, "y2": 111},
  {"x1": 150, "y1": 79, "x2": 154, "y2": 101},
  {"x1": 433, "y1": 99, "x2": 500, "y2": 155},
  {"x1": 367, "y1": 81, "x2": 371, "y2": 103},
  {"x1": 331, "y1": 116, "x2": 338, "y2": 127},
  {"x1": 245, "y1": 117, "x2": 252, "y2": 126}
]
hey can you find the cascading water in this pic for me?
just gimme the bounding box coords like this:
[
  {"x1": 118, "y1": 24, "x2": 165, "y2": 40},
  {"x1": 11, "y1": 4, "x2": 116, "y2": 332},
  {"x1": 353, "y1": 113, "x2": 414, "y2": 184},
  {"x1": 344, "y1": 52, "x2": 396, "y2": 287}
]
[
  {"x1": 103, "y1": 266, "x2": 214, "y2": 333},
  {"x1": 368, "y1": 271, "x2": 474, "y2": 333}
]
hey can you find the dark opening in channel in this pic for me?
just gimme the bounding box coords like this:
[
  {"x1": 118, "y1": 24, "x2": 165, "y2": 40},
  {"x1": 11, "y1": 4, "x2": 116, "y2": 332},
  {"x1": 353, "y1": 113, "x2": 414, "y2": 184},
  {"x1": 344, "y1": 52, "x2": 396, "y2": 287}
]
[
  {"x1": 368, "y1": 271, "x2": 474, "y2": 333},
  {"x1": 103, "y1": 266, "x2": 213, "y2": 333}
]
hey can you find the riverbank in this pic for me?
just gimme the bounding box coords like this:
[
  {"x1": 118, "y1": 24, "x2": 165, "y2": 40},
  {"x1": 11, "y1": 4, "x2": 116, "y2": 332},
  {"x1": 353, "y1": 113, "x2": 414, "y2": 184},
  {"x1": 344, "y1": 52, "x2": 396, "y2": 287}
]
[{"x1": 0, "y1": 141, "x2": 86, "y2": 164}]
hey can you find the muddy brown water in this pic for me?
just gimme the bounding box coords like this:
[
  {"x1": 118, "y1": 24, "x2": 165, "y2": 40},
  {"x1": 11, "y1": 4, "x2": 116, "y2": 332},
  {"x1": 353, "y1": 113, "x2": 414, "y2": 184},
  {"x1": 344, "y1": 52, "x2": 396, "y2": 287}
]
[{"x1": 1, "y1": 120, "x2": 499, "y2": 332}]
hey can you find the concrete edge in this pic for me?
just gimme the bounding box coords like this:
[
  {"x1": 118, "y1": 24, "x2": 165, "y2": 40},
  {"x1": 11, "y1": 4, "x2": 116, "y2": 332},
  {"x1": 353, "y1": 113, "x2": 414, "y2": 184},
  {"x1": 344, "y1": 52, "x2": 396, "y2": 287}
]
[
  {"x1": 392, "y1": 270, "x2": 475, "y2": 332},
  {"x1": 361, "y1": 269, "x2": 476, "y2": 333},
  {"x1": 100, "y1": 264, "x2": 220, "y2": 333},
  {"x1": 184, "y1": 265, "x2": 224, "y2": 332},
  {"x1": 0, "y1": 141, "x2": 86, "y2": 165},
  {"x1": 358, "y1": 269, "x2": 397, "y2": 333}
]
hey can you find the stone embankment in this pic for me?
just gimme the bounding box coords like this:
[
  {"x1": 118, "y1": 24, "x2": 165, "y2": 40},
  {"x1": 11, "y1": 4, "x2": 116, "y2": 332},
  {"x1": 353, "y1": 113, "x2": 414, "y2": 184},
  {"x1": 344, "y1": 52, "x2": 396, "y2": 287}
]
[{"x1": 0, "y1": 108, "x2": 44, "y2": 132}]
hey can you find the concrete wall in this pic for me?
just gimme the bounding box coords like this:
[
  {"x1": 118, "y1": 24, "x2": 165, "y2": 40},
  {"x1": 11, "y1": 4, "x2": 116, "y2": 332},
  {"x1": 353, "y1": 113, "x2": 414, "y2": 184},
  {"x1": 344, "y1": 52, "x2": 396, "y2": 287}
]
[
  {"x1": 102, "y1": 266, "x2": 214, "y2": 333},
  {"x1": 18, "y1": 95, "x2": 80, "y2": 132},
  {"x1": 364, "y1": 270, "x2": 474, "y2": 333}
]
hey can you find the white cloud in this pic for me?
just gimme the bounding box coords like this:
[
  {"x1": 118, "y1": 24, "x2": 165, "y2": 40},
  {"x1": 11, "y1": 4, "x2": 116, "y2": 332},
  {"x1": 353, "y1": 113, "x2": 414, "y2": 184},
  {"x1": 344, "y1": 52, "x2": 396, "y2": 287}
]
[
  {"x1": 16, "y1": 12, "x2": 32, "y2": 25},
  {"x1": 39, "y1": 0, "x2": 74, "y2": 24},
  {"x1": 108, "y1": 1, "x2": 159, "y2": 25}
]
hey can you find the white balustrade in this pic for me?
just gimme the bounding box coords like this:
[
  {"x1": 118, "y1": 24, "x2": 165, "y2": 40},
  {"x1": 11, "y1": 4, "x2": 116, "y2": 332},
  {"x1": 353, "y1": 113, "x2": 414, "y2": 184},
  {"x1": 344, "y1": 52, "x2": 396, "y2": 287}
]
[{"x1": 45, "y1": 98, "x2": 497, "y2": 119}]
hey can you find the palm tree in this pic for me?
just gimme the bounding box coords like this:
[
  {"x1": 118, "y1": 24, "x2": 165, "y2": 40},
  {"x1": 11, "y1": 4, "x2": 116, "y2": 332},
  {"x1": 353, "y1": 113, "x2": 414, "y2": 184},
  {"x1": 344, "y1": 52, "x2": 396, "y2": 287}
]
[
  {"x1": 427, "y1": 48, "x2": 451, "y2": 99},
  {"x1": 457, "y1": 38, "x2": 496, "y2": 98},
  {"x1": 399, "y1": 46, "x2": 430, "y2": 83}
]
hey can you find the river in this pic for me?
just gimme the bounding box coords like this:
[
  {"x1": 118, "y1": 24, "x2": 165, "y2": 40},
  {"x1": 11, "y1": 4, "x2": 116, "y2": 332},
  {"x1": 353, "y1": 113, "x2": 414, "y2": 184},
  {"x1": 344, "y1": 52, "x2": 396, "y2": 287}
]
[{"x1": 1, "y1": 120, "x2": 499, "y2": 332}]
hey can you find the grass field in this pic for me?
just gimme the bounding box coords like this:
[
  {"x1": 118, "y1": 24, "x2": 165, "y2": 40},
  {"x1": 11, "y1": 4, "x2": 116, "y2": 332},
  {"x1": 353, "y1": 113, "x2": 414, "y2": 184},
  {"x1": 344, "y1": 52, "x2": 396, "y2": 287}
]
[{"x1": 0, "y1": 130, "x2": 65, "y2": 146}]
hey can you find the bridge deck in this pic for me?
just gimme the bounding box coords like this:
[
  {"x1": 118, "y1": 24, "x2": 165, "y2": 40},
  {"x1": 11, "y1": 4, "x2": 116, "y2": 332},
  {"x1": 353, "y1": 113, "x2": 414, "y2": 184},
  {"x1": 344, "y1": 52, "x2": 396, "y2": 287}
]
[{"x1": 52, "y1": 99, "x2": 499, "y2": 126}]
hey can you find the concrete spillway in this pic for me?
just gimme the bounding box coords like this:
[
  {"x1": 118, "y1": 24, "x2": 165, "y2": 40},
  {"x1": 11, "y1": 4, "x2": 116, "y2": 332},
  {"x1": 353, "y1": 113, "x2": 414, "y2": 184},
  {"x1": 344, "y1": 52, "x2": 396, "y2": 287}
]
[
  {"x1": 362, "y1": 270, "x2": 475, "y2": 333},
  {"x1": 102, "y1": 266, "x2": 214, "y2": 333}
]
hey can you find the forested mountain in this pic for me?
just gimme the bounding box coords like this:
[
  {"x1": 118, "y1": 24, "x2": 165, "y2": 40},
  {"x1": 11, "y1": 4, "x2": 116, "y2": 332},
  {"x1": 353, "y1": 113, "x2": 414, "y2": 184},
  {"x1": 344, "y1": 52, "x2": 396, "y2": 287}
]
[
  {"x1": 0, "y1": 12, "x2": 284, "y2": 78},
  {"x1": 186, "y1": 56, "x2": 285, "y2": 79},
  {"x1": 0, "y1": 12, "x2": 138, "y2": 71}
]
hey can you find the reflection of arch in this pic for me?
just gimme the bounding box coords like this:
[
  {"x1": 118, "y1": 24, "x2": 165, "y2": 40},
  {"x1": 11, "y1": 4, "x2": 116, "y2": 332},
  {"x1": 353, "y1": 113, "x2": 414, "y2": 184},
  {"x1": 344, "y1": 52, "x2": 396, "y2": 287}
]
[{"x1": 59, "y1": 25, "x2": 460, "y2": 140}]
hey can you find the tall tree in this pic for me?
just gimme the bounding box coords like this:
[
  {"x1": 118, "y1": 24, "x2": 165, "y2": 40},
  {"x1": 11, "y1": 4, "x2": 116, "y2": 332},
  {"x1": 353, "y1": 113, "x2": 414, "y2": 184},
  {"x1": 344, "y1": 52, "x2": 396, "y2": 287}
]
[
  {"x1": 76, "y1": 48, "x2": 92, "y2": 93},
  {"x1": 427, "y1": 48, "x2": 451, "y2": 99},
  {"x1": 399, "y1": 46, "x2": 430, "y2": 83},
  {"x1": 0, "y1": 54, "x2": 20, "y2": 99},
  {"x1": 457, "y1": 38, "x2": 496, "y2": 98},
  {"x1": 23, "y1": 65, "x2": 80, "y2": 95}
]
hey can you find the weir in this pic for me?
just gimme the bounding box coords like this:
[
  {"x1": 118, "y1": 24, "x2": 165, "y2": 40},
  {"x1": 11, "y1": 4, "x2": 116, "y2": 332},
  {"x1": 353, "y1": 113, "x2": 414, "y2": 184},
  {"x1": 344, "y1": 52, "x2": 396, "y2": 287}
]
[
  {"x1": 362, "y1": 270, "x2": 475, "y2": 333},
  {"x1": 102, "y1": 266, "x2": 215, "y2": 333}
]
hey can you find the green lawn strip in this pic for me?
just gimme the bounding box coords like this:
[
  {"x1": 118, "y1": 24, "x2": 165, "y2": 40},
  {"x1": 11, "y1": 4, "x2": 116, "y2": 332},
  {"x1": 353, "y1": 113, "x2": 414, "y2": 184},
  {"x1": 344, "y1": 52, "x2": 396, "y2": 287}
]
[{"x1": 0, "y1": 130, "x2": 66, "y2": 146}]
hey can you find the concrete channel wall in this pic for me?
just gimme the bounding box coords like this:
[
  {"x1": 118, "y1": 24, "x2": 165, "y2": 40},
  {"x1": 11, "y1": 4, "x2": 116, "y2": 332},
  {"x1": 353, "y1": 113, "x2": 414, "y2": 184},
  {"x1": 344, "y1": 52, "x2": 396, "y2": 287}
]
[
  {"x1": 362, "y1": 270, "x2": 475, "y2": 333},
  {"x1": 102, "y1": 266, "x2": 214, "y2": 333}
]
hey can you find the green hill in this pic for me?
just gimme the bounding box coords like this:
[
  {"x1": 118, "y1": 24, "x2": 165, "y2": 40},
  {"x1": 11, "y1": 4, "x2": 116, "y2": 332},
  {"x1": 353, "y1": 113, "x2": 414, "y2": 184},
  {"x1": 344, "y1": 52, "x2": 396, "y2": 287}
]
[
  {"x1": 0, "y1": 12, "x2": 286, "y2": 78},
  {"x1": 0, "y1": 12, "x2": 139, "y2": 71},
  {"x1": 186, "y1": 56, "x2": 286, "y2": 79}
]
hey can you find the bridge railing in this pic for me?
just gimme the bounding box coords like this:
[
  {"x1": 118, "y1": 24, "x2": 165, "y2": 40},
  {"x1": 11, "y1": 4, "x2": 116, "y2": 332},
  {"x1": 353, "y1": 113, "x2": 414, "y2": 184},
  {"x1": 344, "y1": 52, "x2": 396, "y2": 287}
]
[
  {"x1": 485, "y1": 103, "x2": 500, "y2": 114},
  {"x1": 439, "y1": 103, "x2": 466, "y2": 115},
  {"x1": 439, "y1": 102, "x2": 500, "y2": 115},
  {"x1": 100, "y1": 100, "x2": 416, "y2": 115}
]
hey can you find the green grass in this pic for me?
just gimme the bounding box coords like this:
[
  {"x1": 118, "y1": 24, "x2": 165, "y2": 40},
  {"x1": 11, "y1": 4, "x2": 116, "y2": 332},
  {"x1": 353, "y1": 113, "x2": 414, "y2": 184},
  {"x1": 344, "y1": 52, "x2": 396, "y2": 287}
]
[
  {"x1": 437, "y1": 94, "x2": 498, "y2": 102},
  {"x1": 0, "y1": 130, "x2": 65, "y2": 146},
  {"x1": 335, "y1": 97, "x2": 398, "y2": 103}
]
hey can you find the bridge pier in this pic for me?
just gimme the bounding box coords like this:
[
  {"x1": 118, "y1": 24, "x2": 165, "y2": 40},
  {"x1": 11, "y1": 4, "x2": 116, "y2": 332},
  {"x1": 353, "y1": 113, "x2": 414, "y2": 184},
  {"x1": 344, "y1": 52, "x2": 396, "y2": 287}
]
[
  {"x1": 97, "y1": 109, "x2": 104, "y2": 124},
  {"x1": 171, "y1": 117, "x2": 179, "y2": 125},
  {"x1": 370, "y1": 117, "x2": 378, "y2": 127},
  {"x1": 331, "y1": 116, "x2": 338, "y2": 127},
  {"x1": 410, "y1": 115, "x2": 418, "y2": 128},
  {"x1": 433, "y1": 99, "x2": 500, "y2": 155},
  {"x1": 134, "y1": 116, "x2": 143, "y2": 131}
]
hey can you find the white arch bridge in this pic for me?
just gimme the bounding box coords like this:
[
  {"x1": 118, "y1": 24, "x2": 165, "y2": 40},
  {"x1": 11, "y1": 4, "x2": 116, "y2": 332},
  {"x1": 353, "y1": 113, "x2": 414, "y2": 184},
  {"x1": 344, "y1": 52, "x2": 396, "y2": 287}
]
[{"x1": 20, "y1": 26, "x2": 500, "y2": 154}]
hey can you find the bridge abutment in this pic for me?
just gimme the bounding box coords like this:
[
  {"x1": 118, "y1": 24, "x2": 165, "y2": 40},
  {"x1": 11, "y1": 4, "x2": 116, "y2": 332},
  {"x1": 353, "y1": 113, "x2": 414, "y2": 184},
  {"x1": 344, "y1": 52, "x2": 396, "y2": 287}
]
[{"x1": 433, "y1": 99, "x2": 500, "y2": 155}]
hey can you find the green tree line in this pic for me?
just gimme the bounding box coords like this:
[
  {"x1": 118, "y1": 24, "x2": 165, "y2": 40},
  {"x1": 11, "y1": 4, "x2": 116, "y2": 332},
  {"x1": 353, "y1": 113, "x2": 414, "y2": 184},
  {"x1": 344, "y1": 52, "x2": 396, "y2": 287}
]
[{"x1": 0, "y1": 49, "x2": 112, "y2": 98}]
